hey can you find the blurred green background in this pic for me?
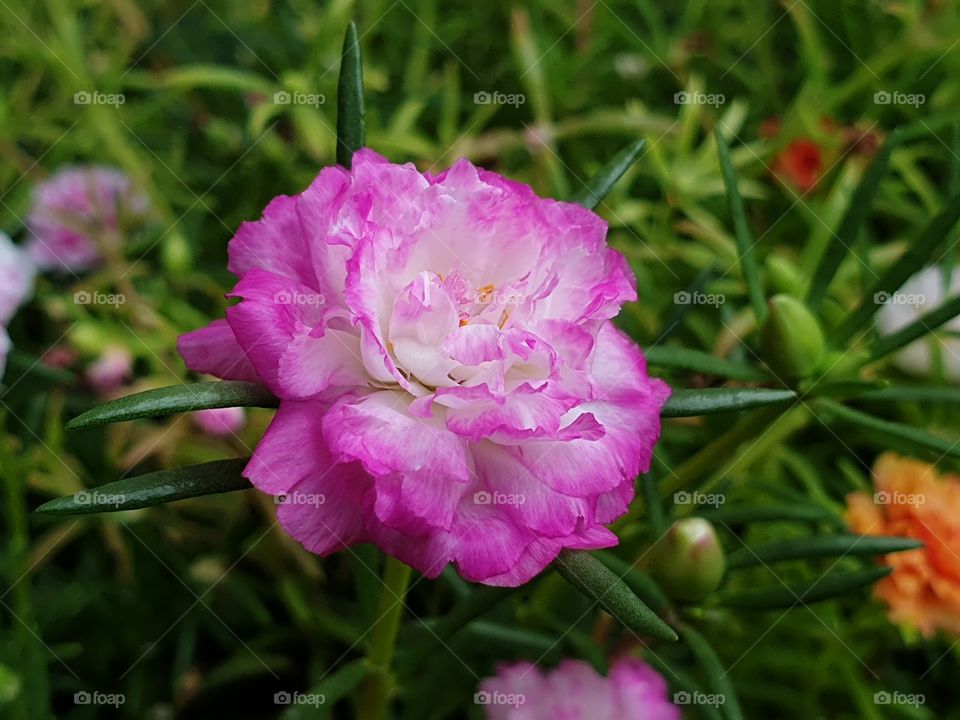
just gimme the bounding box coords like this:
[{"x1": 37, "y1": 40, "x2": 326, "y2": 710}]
[{"x1": 3, "y1": 0, "x2": 960, "y2": 718}]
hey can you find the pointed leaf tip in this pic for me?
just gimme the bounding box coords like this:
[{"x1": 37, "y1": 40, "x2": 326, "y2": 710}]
[
  {"x1": 570, "y1": 138, "x2": 646, "y2": 210},
  {"x1": 34, "y1": 458, "x2": 252, "y2": 515},
  {"x1": 65, "y1": 381, "x2": 278, "y2": 429},
  {"x1": 337, "y1": 21, "x2": 366, "y2": 168},
  {"x1": 554, "y1": 550, "x2": 678, "y2": 641}
]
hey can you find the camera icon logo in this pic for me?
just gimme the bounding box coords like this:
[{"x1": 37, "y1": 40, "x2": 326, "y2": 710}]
[
  {"x1": 874, "y1": 91, "x2": 891, "y2": 105},
  {"x1": 274, "y1": 691, "x2": 292, "y2": 705},
  {"x1": 474, "y1": 491, "x2": 492, "y2": 505},
  {"x1": 474, "y1": 91, "x2": 492, "y2": 105},
  {"x1": 274, "y1": 91, "x2": 292, "y2": 105}
]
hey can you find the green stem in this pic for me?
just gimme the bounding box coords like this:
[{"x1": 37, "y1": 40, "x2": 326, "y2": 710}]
[
  {"x1": 659, "y1": 406, "x2": 788, "y2": 498},
  {"x1": 359, "y1": 556, "x2": 413, "y2": 720}
]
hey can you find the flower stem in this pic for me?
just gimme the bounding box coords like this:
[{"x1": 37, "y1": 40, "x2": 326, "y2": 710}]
[{"x1": 359, "y1": 556, "x2": 413, "y2": 720}]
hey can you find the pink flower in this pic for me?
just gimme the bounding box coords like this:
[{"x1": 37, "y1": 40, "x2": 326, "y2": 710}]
[
  {"x1": 26, "y1": 166, "x2": 149, "y2": 272},
  {"x1": 0, "y1": 232, "x2": 36, "y2": 379},
  {"x1": 0, "y1": 232, "x2": 35, "y2": 325},
  {"x1": 178, "y1": 150, "x2": 669, "y2": 586},
  {"x1": 477, "y1": 658, "x2": 680, "y2": 719},
  {"x1": 85, "y1": 346, "x2": 133, "y2": 394},
  {"x1": 194, "y1": 406, "x2": 247, "y2": 437}
]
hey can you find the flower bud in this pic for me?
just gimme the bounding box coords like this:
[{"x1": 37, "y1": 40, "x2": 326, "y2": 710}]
[
  {"x1": 765, "y1": 256, "x2": 804, "y2": 297},
  {"x1": 648, "y1": 518, "x2": 725, "y2": 602},
  {"x1": 761, "y1": 294, "x2": 825, "y2": 380}
]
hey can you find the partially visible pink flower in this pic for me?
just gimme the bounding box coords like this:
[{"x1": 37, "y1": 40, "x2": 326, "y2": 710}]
[
  {"x1": 85, "y1": 345, "x2": 133, "y2": 394},
  {"x1": 178, "y1": 150, "x2": 669, "y2": 586},
  {"x1": 0, "y1": 232, "x2": 35, "y2": 325},
  {"x1": 26, "y1": 166, "x2": 149, "y2": 272},
  {"x1": 194, "y1": 407, "x2": 246, "y2": 437},
  {"x1": 478, "y1": 657, "x2": 680, "y2": 719},
  {"x1": 0, "y1": 232, "x2": 36, "y2": 379}
]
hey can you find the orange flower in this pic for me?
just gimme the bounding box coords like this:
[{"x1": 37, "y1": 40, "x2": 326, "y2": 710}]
[
  {"x1": 845, "y1": 453, "x2": 960, "y2": 637},
  {"x1": 772, "y1": 138, "x2": 823, "y2": 193}
]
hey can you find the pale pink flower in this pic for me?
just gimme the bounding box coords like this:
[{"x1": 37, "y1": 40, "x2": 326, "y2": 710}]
[
  {"x1": 477, "y1": 658, "x2": 680, "y2": 719},
  {"x1": 85, "y1": 346, "x2": 133, "y2": 394},
  {"x1": 0, "y1": 232, "x2": 36, "y2": 379},
  {"x1": 194, "y1": 407, "x2": 247, "y2": 437},
  {"x1": 179, "y1": 150, "x2": 669, "y2": 585},
  {"x1": 26, "y1": 166, "x2": 149, "y2": 272}
]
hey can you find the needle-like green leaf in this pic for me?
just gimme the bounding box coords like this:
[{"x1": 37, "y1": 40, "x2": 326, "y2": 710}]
[
  {"x1": 66, "y1": 381, "x2": 278, "y2": 429},
  {"x1": 662, "y1": 388, "x2": 796, "y2": 417},
  {"x1": 34, "y1": 458, "x2": 252, "y2": 515},
  {"x1": 861, "y1": 384, "x2": 960, "y2": 404},
  {"x1": 680, "y1": 623, "x2": 744, "y2": 720},
  {"x1": 726, "y1": 535, "x2": 922, "y2": 570},
  {"x1": 553, "y1": 550, "x2": 678, "y2": 641},
  {"x1": 282, "y1": 659, "x2": 372, "y2": 720},
  {"x1": 698, "y1": 503, "x2": 840, "y2": 526},
  {"x1": 644, "y1": 346, "x2": 767, "y2": 381},
  {"x1": 807, "y1": 131, "x2": 900, "y2": 310},
  {"x1": 569, "y1": 138, "x2": 646, "y2": 210},
  {"x1": 715, "y1": 127, "x2": 765, "y2": 323},
  {"x1": 818, "y1": 399, "x2": 960, "y2": 460},
  {"x1": 337, "y1": 21, "x2": 365, "y2": 168},
  {"x1": 716, "y1": 566, "x2": 892, "y2": 609},
  {"x1": 868, "y1": 294, "x2": 960, "y2": 362}
]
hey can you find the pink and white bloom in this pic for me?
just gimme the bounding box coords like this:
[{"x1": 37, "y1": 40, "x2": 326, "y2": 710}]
[
  {"x1": 178, "y1": 150, "x2": 669, "y2": 586},
  {"x1": 0, "y1": 232, "x2": 36, "y2": 379},
  {"x1": 194, "y1": 406, "x2": 247, "y2": 437},
  {"x1": 26, "y1": 166, "x2": 150, "y2": 272},
  {"x1": 477, "y1": 658, "x2": 680, "y2": 719},
  {"x1": 877, "y1": 266, "x2": 960, "y2": 383}
]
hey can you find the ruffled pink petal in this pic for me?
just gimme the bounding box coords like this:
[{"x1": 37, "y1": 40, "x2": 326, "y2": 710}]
[
  {"x1": 322, "y1": 390, "x2": 473, "y2": 484},
  {"x1": 226, "y1": 268, "x2": 364, "y2": 398},
  {"x1": 177, "y1": 319, "x2": 261, "y2": 383}
]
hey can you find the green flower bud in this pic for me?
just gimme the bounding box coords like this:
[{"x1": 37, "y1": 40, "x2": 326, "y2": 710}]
[
  {"x1": 761, "y1": 294, "x2": 825, "y2": 380},
  {"x1": 765, "y1": 255, "x2": 804, "y2": 297},
  {"x1": 161, "y1": 231, "x2": 192, "y2": 274},
  {"x1": 648, "y1": 518, "x2": 726, "y2": 602}
]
